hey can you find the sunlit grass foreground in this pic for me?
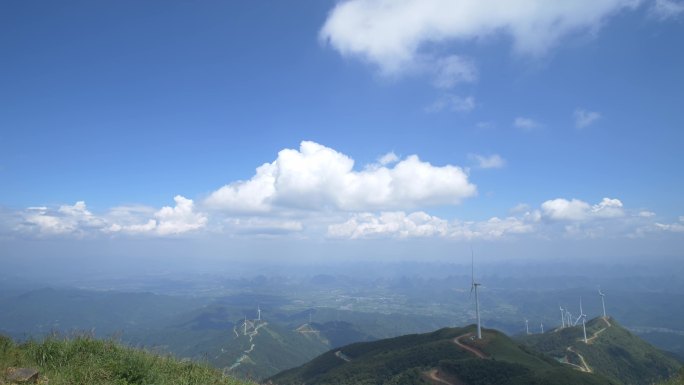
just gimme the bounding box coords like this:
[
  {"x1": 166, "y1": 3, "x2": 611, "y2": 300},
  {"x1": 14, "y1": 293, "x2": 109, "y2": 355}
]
[{"x1": 0, "y1": 334, "x2": 253, "y2": 385}]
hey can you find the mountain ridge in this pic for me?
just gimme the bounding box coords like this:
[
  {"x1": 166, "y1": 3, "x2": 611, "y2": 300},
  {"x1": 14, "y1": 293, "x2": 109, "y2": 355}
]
[
  {"x1": 519, "y1": 316, "x2": 682, "y2": 385},
  {"x1": 267, "y1": 325, "x2": 617, "y2": 385}
]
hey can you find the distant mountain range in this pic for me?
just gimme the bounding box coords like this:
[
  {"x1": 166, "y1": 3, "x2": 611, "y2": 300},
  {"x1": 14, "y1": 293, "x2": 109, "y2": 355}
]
[{"x1": 268, "y1": 318, "x2": 683, "y2": 385}]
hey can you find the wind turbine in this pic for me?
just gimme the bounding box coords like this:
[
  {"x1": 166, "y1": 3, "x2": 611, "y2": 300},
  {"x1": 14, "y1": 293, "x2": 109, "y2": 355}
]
[
  {"x1": 470, "y1": 248, "x2": 482, "y2": 339},
  {"x1": 598, "y1": 287, "x2": 607, "y2": 318},
  {"x1": 257, "y1": 305, "x2": 261, "y2": 321},
  {"x1": 540, "y1": 322, "x2": 544, "y2": 333},
  {"x1": 579, "y1": 298, "x2": 588, "y2": 343},
  {"x1": 243, "y1": 316, "x2": 247, "y2": 336},
  {"x1": 560, "y1": 305, "x2": 565, "y2": 328},
  {"x1": 525, "y1": 319, "x2": 530, "y2": 335}
]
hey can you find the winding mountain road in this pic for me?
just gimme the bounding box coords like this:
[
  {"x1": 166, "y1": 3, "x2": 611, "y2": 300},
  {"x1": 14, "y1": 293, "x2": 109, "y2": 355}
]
[
  {"x1": 226, "y1": 321, "x2": 268, "y2": 371},
  {"x1": 563, "y1": 317, "x2": 613, "y2": 372},
  {"x1": 454, "y1": 333, "x2": 487, "y2": 359}
]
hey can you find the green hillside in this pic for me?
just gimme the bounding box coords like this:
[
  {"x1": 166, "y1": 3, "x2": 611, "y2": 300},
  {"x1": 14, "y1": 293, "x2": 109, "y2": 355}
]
[
  {"x1": 0, "y1": 334, "x2": 253, "y2": 385},
  {"x1": 268, "y1": 325, "x2": 615, "y2": 385},
  {"x1": 519, "y1": 316, "x2": 682, "y2": 385},
  {"x1": 130, "y1": 315, "x2": 330, "y2": 380}
]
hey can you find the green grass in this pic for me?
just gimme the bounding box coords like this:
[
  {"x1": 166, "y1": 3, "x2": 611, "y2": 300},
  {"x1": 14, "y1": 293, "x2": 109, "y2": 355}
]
[{"x1": 0, "y1": 334, "x2": 254, "y2": 385}]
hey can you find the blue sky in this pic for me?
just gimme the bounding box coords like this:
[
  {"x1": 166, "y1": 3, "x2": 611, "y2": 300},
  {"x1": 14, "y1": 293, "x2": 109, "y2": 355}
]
[{"x1": 1, "y1": 0, "x2": 683, "y2": 260}]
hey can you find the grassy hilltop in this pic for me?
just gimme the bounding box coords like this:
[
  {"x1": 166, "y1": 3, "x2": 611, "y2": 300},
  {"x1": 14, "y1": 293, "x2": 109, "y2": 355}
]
[{"x1": 0, "y1": 334, "x2": 254, "y2": 385}]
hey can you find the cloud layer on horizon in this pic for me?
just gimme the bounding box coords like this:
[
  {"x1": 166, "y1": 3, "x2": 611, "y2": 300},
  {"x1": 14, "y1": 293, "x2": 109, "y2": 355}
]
[{"x1": 2, "y1": 142, "x2": 680, "y2": 242}]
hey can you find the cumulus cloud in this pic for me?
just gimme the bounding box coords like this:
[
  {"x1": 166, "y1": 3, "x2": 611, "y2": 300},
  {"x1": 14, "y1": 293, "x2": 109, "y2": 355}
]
[
  {"x1": 541, "y1": 197, "x2": 624, "y2": 221},
  {"x1": 514, "y1": 117, "x2": 542, "y2": 131},
  {"x1": 650, "y1": 0, "x2": 684, "y2": 19},
  {"x1": 154, "y1": 196, "x2": 208, "y2": 235},
  {"x1": 468, "y1": 153, "x2": 506, "y2": 169},
  {"x1": 320, "y1": 0, "x2": 641, "y2": 77},
  {"x1": 19, "y1": 196, "x2": 206, "y2": 237},
  {"x1": 20, "y1": 202, "x2": 105, "y2": 235},
  {"x1": 205, "y1": 141, "x2": 477, "y2": 213},
  {"x1": 424, "y1": 94, "x2": 476, "y2": 113},
  {"x1": 106, "y1": 196, "x2": 207, "y2": 236},
  {"x1": 574, "y1": 108, "x2": 602, "y2": 128}
]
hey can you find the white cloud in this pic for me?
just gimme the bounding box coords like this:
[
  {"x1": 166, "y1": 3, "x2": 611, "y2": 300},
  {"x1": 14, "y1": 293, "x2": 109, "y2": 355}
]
[
  {"x1": 651, "y1": 0, "x2": 684, "y2": 19},
  {"x1": 9, "y1": 192, "x2": 675, "y2": 242},
  {"x1": 320, "y1": 0, "x2": 641, "y2": 77},
  {"x1": 20, "y1": 201, "x2": 105, "y2": 235},
  {"x1": 468, "y1": 153, "x2": 506, "y2": 169},
  {"x1": 326, "y1": 197, "x2": 668, "y2": 240},
  {"x1": 20, "y1": 196, "x2": 206, "y2": 237},
  {"x1": 205, "y1": 141, "x2": 476, "y2": 213},
  {"x1": 541, "y1": 197, "x2": 624, "y2": 221},
  {"x1": 378, "y1": 151, "x2": 399, "y2": 166},
  {"x1": 328, "y1": 211, "x2": 449, "y2": 239},
  {"x1": 432, "y1": 55, "x2": 478, "y2": 88},
  {"x1": 154, "y1": 196, "x2": 208, "y2": 235},
  {"x1": 425, "y1": 94, "x2": 476, "y2": 113},
  {"x1": 514, "y1": 117, "x2": 542, "y2": 131},
  {"x1": 105, "y1": 219, "x2": 157, "y2": 234},
  {"x1": 574, "y1": 108, "x2": 602, "y2": 128},
  {"x1": 106, "y1": 196, "x2": 207, "y2": 236},
  {"x1": 327, "y1": 211, "x2": 534, "y2": 240}
]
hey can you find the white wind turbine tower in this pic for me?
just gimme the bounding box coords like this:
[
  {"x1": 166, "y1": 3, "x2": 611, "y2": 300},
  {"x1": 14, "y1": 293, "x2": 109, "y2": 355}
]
[
  {"x1": 525, "y1": 319, "x2": 530, "y2": 335},
  {"x1": 579, "y1": 298, "x2": 588, "y2": 343},
  {"x1": 470, "y1": 248, "x2": 482, "y2": 339},
  {"x1": 540, "y1": 322, "x2": 544, "y2": 333},
  {"x1": 257, "y1": 305, "x2": 261, "y2": 321},
  {"x1": 560, "y1": 305, "x2": 565, "y2": 328},
  {"x1": 598, "y1": 287, "x2": 607, "y2": 318},
  {"x1": 243, "y1": 316, "x2": 247, "y2": 336}
]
